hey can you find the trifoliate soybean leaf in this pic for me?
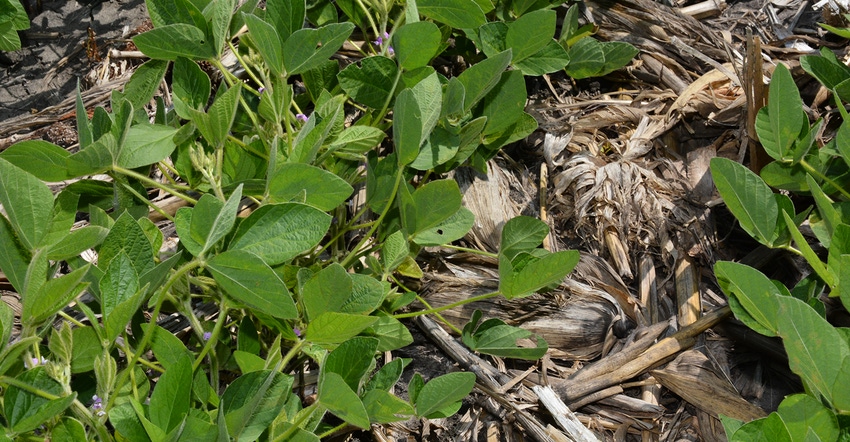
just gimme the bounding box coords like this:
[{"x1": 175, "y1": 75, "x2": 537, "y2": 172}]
[
  {"x1": 411, "y1": 179, "x2": 463, "y2": 235},
  {"x1": 565, "y1": 37, "x2": 604, "y2": 79},
  {"x1": 473, "y1": 22, "x2": 508, "y2": 58},
  {"x1": 777, "y1": 296, "x2": 849, "y2": 409},
  {"x1": 116, "y1": 124, "x2": 178, "y2": 169},
  {"x1": 0, "y1": 157, "x2": 55, "y2": 251},
  {"x1": 338, "y1": 56, "x2": 398, "y2": 109},
  {"x1": 710, "y1": 157, "x2": 778, "y2": 245},
  {"x1": 51, "y1": 417, "x2": 87, "y2": 442},
  {"x1": 191, "y1": 83, "x2": 241, "y2": 148},
  {"x1": 364, "y1": 315, "x2": 414, "y2": 352},
  {"x1": 46, "y1": 226, "x2": 108, "y2": 261},
  {"x1": 412, "y1": 207, "x2": 474, "y2": 246},
  {"x1": 326, "y1": 125, "x2": 386, "y2": 155},
  {"x1": 513, "y1": 40, "x2": 571, "y2": 76},
  {"x1": 0, "y1": 215, "x2": 27, "y2": 296},
  {"x1": 393, "y1": 21, "x2": 442, "y2": 70},
  {"x1": 381, "y1": 230, "x2": 409, "y2": 273},
  {"x1": 229, "y1": 203, "x2": 330, "y2": 265},
  {"x1": 776, "y1": 394, "x2": 839, "y2": 442},
  {"x1": 267, "y1": 0, "x2": 304, "y2": 42},
  {"x1": 120, "y1": 59, "x2": 169, "y2": 111},
  {"x1": 598, "y1": 42, "x2": 639, "y2": 76},
  {"x1": 189, "y1": 184, "x2": 243, "y2": 256},
  {"x1": 172, "y1": 56, "x2": 211, "y2": 118},
  {"x1": 305, "y1": 312, "x2": 378, "y2": 345},
  {"x1": 365, "y1": 358, "x2": 411, "y2": 393},
  {"x1": 0, "y1": 140, "x2": 75, "y2": 181},
  {"x1": 23, "y1": 264, "x2": 90, "y2": 326},
  {"x1": 100, "y1": 252, "x2": 139, "y2": 318},
  {"x1": 410, "y1": 72, "x2": 442, "y2": 147},
  {"x1": 463, "y1": 315, "x2": 548, "y2": 360},
  {"x1": 284, "y1": 22, "x2": 354, "y2": 75},
  {"x1": 150, "y1": 325, "x2": 194, "y2": 371},
  {"x1": 414, "y1": 372, "x2": 475, "y2": 417},
  {"x1": 205, "y1": 0, "x2": 235, "y2": 57},
  {"x1": 132, "y1": 24, "x2": 215, "y2": 60},
  {"x1": 268, "y1": 163, "x2": 353, "y2": 211},
  {"x1": 506, "y1": 9, "x2": 555, "y2": 63},
  {"x1": 410, "y1": 127, "x2": 461, "y2": 171},
  {"x1": 99, "y1": 212, "x2": 155, "y2": 274},
  {"x1": 318, "y1": 371, "x2": 370, "y2": 429},
  {"x1": 7, "y1": 368, "x2": 75, "y2": 434},
  {"x1": 394, "y1": 89, "x2": 423, "y2": 167},
  {"x1": 499, "y1": 250, "x2": 579, "y2": 299},
  {"x1": 340, "y1": 273, "x2": 385, "y2": 315},
  {"x1": 801, "y1": 49, "x2": 850, "y2": 91},
  {"x1": 757, "y1": 64, "x2": 806, "y2": 162},
  {"x1": 0, "y1": 22, "x2": 21, "y2": 51},
  {"x1": 458, "y1": 50, "x2": 512, "y2": 114},
  {"x1": 302, "y1": 263, "x2": 352, "y2": 321},
  {"x1": 243, "y1": 13, "x2": 284, "y2": 76},
  {"x1": 362, "y1": 389, "x2": 415, "y2": 423},
  {"x1": 324, "y1": 336, "x2": 379, "y2": 392},
  {"x1": 500, "y1": 216, "x2": 549, "y2": 260},
  {"x1": 418, "y1": 0, "x2": 486, "y2": 28},
  {"x1": 480, "y1": 70, "x2": 526, "y2": 137},
  {"x1": 222, "y1": 370, "x2": 292, "y2": 442},
  {"x1": 207, "y1": 250, "x2": 297, "y2": 319},
  {"x1": 714, "y1": 261, "x2": 781, "y2": 337},
  {"x1": 149, "y1": 355, "x2": 192, "y2": 433},
  {"x1": 175, "y1": 206, "x2": 203, "y2": 257},
  {"x1": 729, "y1": 412, "x2": 792, "y2": 442}
]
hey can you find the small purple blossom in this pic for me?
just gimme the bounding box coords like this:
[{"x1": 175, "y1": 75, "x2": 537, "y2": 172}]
[
  {"x1": 296, "y1": 113, "x2": 308, "y2": 122},
  {"x1": 258, "y1": 86, "x2": 265, "y2": 94},
  {"x1": 383, "y1": 31, "x2": 390, "y2": 40},
  {"x1": 293, "y1": 327, "x2": 302, "y2": 337},
  {"x1": 92, "y1": 395, "x2": 103, "y2": 411},
  {"x1": 373, "y1": 36, "x2": 383, "y2": 46},
  {"x1": 202, "y1": 331, "x2": 212, "y2": 341},
  {"x1": 29, "y1": 356, "x2": 47, "y2": 367},
  {"x1": 387, "y1": 46, "x2": 394, "y2": 56}
]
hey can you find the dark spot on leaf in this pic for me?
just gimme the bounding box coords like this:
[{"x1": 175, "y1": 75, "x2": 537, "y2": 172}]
[{"x1": 437, "y1": 229, "x2": 443, "y2": 235}]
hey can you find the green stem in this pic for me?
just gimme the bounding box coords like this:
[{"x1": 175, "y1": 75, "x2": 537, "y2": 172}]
[
  {"x1": 105, "y1": 260, "x2": 203, "y2": 412},
  {"x1": 117, "y1": 340, "x2": 164, "y2": 373},
  {"x1": 800, "y1": 159, "x2": 850, "y2": 200},
  {"x1": 271, "y1": 402, "x2": 319, "y2": 442},
  {"x1": 393, "y1": 291, "x2": 501, "y2": 319},
  {"x1": 112, "y1": 165, "x2": 197, "y2": 204},
  {"x1": 227, "y1": 40, "x2": 264, "y2": 91},
  {"x1": 317, "y1": 422, "x2": 348, "y2": 439},
  {"x1": 341, "y1": 167, "x2": 404, "y2": 268},
  {"x1": 280, "y1": 339, "x2": 306, "y2": 370},
  {"x1": 57, "y1": 310, "x2": 87, "y2": 328},
  {"x1": 193, "y1": 304, "x2": 229, "y2": 372},
  {"x1": 116, "y1": 180, "x2": 175, "y2": 222}
]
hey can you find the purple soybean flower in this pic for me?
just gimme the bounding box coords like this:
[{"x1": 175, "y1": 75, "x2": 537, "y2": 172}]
[
  {"x1": 202, "y1": 331, "x2": 212, "y2": 341},
  {"x1": 388, "y1": 46, "x2": 394, "y2": 56},
  {"x1": 296, "y1": 113, "x2": 308, "y2": 122},
  {"x1": 293, "y1": 327, "x2": 302, "y2": 337}
]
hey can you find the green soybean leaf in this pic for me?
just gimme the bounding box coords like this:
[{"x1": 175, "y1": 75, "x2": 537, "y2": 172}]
[
  {"x1": 268, "y1": 163, "x2": 353, "y2": 210},
  {"x1": 0, "y1": 299, "x2": 12, "y2": 352},
  {"x1": 506, "y1": 9, "x2": 555, "y2": 63},
  {"x1": 462, "y1": 312, "x2": 548, "y2": 360},
  {"x1": 229, "y1": 203, "x2": 331, "y2": 265},
  {"x1": 318, "y1": 371, "x2": 370, "y2": 429},
  {"x1": 410, "y1": 179, "x2": 463, "y2": 234},
  {"x1": 302, "y1": 263, "x2": 353, "y2": 320},
  {"x1": 46, "y1": 226, "x2": 109, "y2": 261},
  {"x1": 99, "y1": 212, "x2": 155, "y2": 275},
  {"x1": 364, "y1": 315, "x2": 414, "y2": 352},
  {"x1": 0, "y1": 215, "x2": 29, "y2": 294},
  {"x1": 381, "y1": 230, "x2": 409, "y2": 274},
  {"x1": 116, "y1": 124, "x2": 178, "y2": 169},
  {"x1": 338, "y1": 56, "x2": 398, "y2": 109},
  {"x1": 412, "y1": 207, "x2": 474, "y2": 246},
  {"x1": 365, "y1": 358, "x2": 410, "y2": 393},
  {"x1": 149, "y1": 355, "x2": 192, "y2": 433},
  {"x1": 715, "y1": 261, "x2": 781, "y2": 337},
  {"x1": 341, "y1": 273, "x2": 385, "y2": 315},
  {"x1": 190, "y1": 83, "x2": 241, "y2": 148},
  {"x1": 6, "y1": 367, "x2": 75, "y2": 434},
  {"x1": 132, "y1": 24, "x2": 215, "y2": 60},
  {"x1": 326, "y1": 125, "x2": 386, "y2": 157},
  {"x1": 172, "y1": 57, "x2": 211, "y2": 118},
  {"x1": 190, "y1": 184, "x2": 243, "y2": 256},
  {"x1": 481, "y1": 70, "x2": 527, "y2": 137},
  {"x1": 410, "y1": 72, "x2": 442, "y2": 147},
  {"x1": 410, "y1": 126, "x2": 461, "y2": 170},
  {"x1": 0, "y1": 157, "x2": 55, "y2": 251},
  {"x1": 68, "y1": 327, "x2": 98, "y2": 373},
  {"x1": 222, "y1": 370, "x2": 292, "y2": 442},
  {"x1": 499, "y1": 250, "x2": 579, "y2": 299},
  {"x1": 710, "y1": 157, "x2": 777, "y2": 244},
  {"x1": 513, "y1": 40, "x2": 571, "y2": 76},
  {"x1": 500, "y1": 216, "x2": 549, "y2": 260},
  {"x1": 237, "y1": 316, "x2": 261, "y2": 355},
  {"x1": 729, "y1": 412, "x2": 792, "y2": 442},
  {"x1": 117, "y1": 59, "x2": 169, "y2": 111},
  {"x1": 324, "y1": 336, "x2": 379, "y2": 392},
  {"x1": 755, "y1": 63, "x2": 806, "y2": 162},
  {"x1": 207, "y1": 250, "x2": 297, "y2": 319},
  {"x1": 394, "y1": 89, "x2": 423, "y2": 167},
  {"x1": 393, "y1": 21, "x2": 442, "y2": 70},
  {"x1": 23, "y1": 264, "x2": 89, "y2": 326},
  {"x1": 418, "y1": 0, "x2": 486, "y2": 28},
  {"x1": 205, "y1": 0, "x2": 234, "y2": 57},
  {"x1": 52, "y1": 417, "x2": 87, "y2": 442},
  {"x1": 458, "y1": 50, "x2": 512, "y2": 114},
  {"x1": 783, "y1": 210, "x2": 835, "y2": 287},
  {"x1": 776, "y1": 394, "x2": 839, "y2": 442},
  {"x1": 305, "y1": 312, "x2": 378, "y2": 345},
  {"x1": 150, "y1": 325, "x2": 194, "y2": 370},
  {"x1": 414, "y1": 372, "x2": 476, "y2": 417},
  {"x1": 800, "y1": 48, "x2": 850, "y2": 91},
  {"x1": 284, "y1": 22, "x2": 354, "y2": 75},
  {"x1": 0, "y1": 140, "x2": 74, "y2": 181},
  {"x1": 243, "y1": 13, "x2": 284, "y2": 77},
  {"x1": 776, "y1": 295, "x2": 850, "y2": 409},
  {"x1": 267, "y1": 0, "x2": 304, "y2": 42},
  {"x1": 565, "y1": 39, "x2": 636, "y2": 79},
  {"x1": 362, "y1": 389, "x2": 415, "y2": 423}
]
